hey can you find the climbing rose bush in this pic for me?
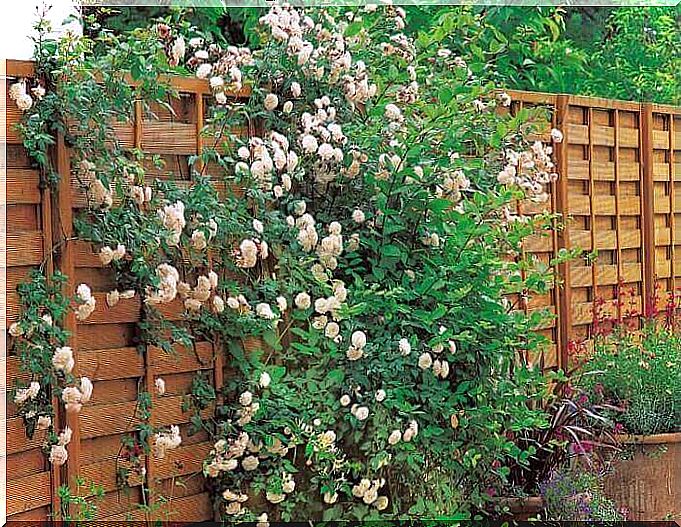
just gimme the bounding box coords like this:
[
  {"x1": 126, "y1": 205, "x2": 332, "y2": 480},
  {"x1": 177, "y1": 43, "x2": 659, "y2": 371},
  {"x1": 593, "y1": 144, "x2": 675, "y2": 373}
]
[{"x1": 14, "y1": 3, "x2": 566, "y2": 521}]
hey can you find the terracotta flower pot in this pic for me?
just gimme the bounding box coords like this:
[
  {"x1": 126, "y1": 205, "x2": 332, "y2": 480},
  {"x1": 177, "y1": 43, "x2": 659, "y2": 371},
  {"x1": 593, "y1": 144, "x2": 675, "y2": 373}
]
[{"x1": 604, "y1": 433, "x2": 681, "y2": 520}]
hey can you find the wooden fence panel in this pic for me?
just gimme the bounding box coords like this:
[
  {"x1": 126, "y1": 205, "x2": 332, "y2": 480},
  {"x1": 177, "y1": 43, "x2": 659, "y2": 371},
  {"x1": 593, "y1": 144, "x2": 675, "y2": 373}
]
[
  {"x1": 4, "y1": 62, "x2": 61, "y2": 520},
  {"x1": 5, "y1": 61, "x2": 681, "y2": 520},
  {"x1": 509, "y1": 91, "x2": 679, "y2": 367}
]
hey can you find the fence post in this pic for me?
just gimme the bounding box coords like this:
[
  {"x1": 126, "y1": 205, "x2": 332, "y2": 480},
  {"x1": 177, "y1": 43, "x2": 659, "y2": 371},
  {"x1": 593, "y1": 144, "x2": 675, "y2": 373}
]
[
  {"x1": 640, "y1": 103, "x2": 655, "y2": 315},
  {"x1": 53, "y1": 132, "x2": 82, "y2": 501},
  {"x1": 554, "y1": 95, "x2": 572, "y2": 371}
]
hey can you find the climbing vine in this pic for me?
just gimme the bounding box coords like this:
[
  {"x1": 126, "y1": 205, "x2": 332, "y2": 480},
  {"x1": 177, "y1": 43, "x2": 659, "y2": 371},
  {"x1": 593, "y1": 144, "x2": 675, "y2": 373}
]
[{"x1": 9, "y1": 4, "x2": 570, "y2": 521}]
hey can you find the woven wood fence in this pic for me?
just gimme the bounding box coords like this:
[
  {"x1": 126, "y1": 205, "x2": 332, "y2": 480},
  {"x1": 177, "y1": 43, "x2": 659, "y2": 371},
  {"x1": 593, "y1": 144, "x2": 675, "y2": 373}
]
[{"x1": 3, "y1": 58, "x2": 681, "y2": 521}]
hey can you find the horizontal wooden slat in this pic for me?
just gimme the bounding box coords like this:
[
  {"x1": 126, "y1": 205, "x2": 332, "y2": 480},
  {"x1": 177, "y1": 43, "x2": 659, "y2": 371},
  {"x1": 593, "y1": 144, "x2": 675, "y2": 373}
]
[
  {"x1": 141, "y1": 121, "x2": 197, "y2": 155},
  {"x1": 79, "y1": 400, "x2": 138, "y2": 439},
  {"x1": 80, "y1": 295, "x2": 185, "y2": 325},
  {"x1": 149, "y1": 342, "x2": 213, "y2": 375},
  {"x1": 5, "y1": 169, "x2": 41, "y2": 204},
  {"x1": 73, "y1": 240, "x2": 104, "y2": 268},
  {"x1": 77, "y1": 347, "x2": 145, "y2": 381},
  {"x1": 7, "y1": 505, "x2": 50, "y2": 521},
  {"x1": 79, "y1": 395, "x2": 208, "y2": 439},
  {"x1": 82, "y1": 295, "x2": 141, "y2": 325},
  {"x1": 4, "y1": 231, "x2": 44, "y2": 267},
  {"x1": 81, "y1": 458, "x2": 143, "y2": 493},
  {"x1": 6, "y1": 471, "x2": 52, "y2": 516},
  {"x1": 6, "y1": 291, "x2": 20, "y2": 325},
  {"x1": 6, "y1": 416, "x2": 49, "y2": 455},
  {"x1": 155, "y1": 441, "x2": 212, "y2": 480}
]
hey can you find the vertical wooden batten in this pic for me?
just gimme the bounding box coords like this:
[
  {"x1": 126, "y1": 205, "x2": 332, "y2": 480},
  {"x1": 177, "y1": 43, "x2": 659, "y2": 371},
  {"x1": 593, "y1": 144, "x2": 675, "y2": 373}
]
[
  {"x1": 587, "y1": 107, "x2": 598, "y2": 327},
  {"x1": 640, "y1": 103, "x2": 656, "y2": 314},
  {"x1": 195, "y1": 92, "x2": 204, "y2": 174},
  {"x1": 554, "y1": 95, "x2": 572, "y2": 370},
  {"x1": 53, "y1": 133, "x2": 81, "y2": 492},
  {"x1": 613, "y1": 110, "x2": 623, "y2": 320},
  {"x1": 669, "y1": 115, "x2": 676, "y2": 298}
]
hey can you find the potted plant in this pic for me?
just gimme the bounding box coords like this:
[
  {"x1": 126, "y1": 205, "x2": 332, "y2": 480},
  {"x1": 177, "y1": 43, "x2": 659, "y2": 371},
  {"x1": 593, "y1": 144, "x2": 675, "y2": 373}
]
[
  {"x1": 497, "y1": 380, "x2": 620, "y2": 520},
  {"x1": 540, "y1": 464, "x2": 626, "y2": 521},
  {"x1": 576, "y1": 300, "x2": 681, "y2": 520}
]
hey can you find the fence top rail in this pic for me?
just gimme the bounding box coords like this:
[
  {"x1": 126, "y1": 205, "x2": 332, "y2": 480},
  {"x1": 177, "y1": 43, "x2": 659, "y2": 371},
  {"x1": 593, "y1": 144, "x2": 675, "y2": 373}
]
[
  {"x1": 5, "y1": 59, "x2": 680, "y2": 113},
  {"x1": 505, "y1": 89, "x2": 681, "y2": 114},
  {"x1": 3, "y1": 58, "x2": 250, "y2": 98}
]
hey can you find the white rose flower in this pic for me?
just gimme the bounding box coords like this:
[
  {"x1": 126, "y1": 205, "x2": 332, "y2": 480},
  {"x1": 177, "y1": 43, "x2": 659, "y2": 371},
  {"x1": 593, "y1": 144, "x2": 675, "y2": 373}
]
[
  {"x1": 62, "y1": 386, "x2": 83, "y2": 413},
  {"x1": 259, "y1": 371, "x2": 271, "y2": 388},
  {"x1": 375, "y1": 389, "x2": 386, "y2": 402},
  {"x1": 238, "y1": 146, "x2": 251, "y2": 160},
  {"x1": 324, "y1": 322, "x2": 340, "y2": 339},
  {"x1": 37, "y1": 415, "x2": 52, "y2": 430},
  {"x1": 282, "y1": 477, "x2": 295, "y2": 493},
  {"x1": 106, "y1": 289, "x2": 120, "y2": 307},
  {"x1": 266, "y1": 492, "x2": 285, "y2": 504},
  {"x1": 252, "y1": 219, "x2": 264, "y2": 234},
  {"x1": 363, "y1": 488, "x2": 378, "y2": 505},
  {"x1": 323, "y1": 492, "x2": 338, "y2": 504},
  {"x1": 15, "y1": 93, "x2": 33, "y2": 111},
  {"x1": 354, "y1": 406, "x2": 369, "y2": 421},
  {"x1": 213, "y1": 295, "x2": 225, "y2": 313},
  {"x1": 352, "y1": 209, "x2": 365, "y2": 223},
  {"x1": 239, "y1": 391, "x2": 253, "y2": 406},
  {"x1": 49, "y1": 444, "x2": 68, "y2": 466},
  {"x1": 551, "y1": 128, "x2": 564, "y2": 143},
  {"x1": 384, "y1": 103, "x2": 402, "y2": 121},
  {"x1": 340, "y1": 394, "x2": 351, "y2": 407},
  {"x1": 388, "y1": 430, "x2": 401, "y2": 445},
  {"x1": 314, "y1": 297, "x2": 328, "y2": 314},
  {"x1": 210, "y1": 76, "x2": 224, "y2": 89},
  {"x1": 171, "y1": 36, "x2": 186, "y2": 64},
  {"x1": 256, "y1": 513, "x2": 269, "y2": 527},
  {"x1": 283, "y1": 100, "x2": 293, "y2": 113},
  {"x1": 99, "y1": 246, "x2": 114, "y2": 265},
  {"x1": 58, "y1": 426, "x2": 73, "y2": 445},
  {"x1": 196, "y1": 63, "x2": 213, "y2": 79},
  {"x1": 155, "y1": 377, "x2": 166, "y2": 396},
  {"x1": 418, "y1": 352, "x2": 433, "y2": 370},
  {"x1": 290, "y1": 82, "x2": 302, "y2": 98},
  {"x1": 76, "y1": 283, "x2": 92, "y2": 302},
  {"x1": 375, "y1": 496, "x2": 389, "y2": 511},
  {"x1": 191, "y1": 230, "x2": 207, "y2": 250},
  {"x1": 80, "y1": 377, "x2": 93, "y2": 403},
  {"x1": 351, "y1": 330, "x2": 367, "y2": 349},
  {"x1": 9, "y1": 322, "x2": 23, "y2": 337},
  {"x1": 346, "y1": 346, "x2": 364, "y2": 361},
  {"x1": 227, "y1": 297, "x2": 240, "y2": 310},
  {"x1": 398, "y1": 338, "x2": 412, "y2": 355},
  {"x1": 301, "y1": 134, "x2": 318, "y2": 154},
  {"x1": 264, "y1": 93, "x2": 279, "y2": 111},
  {"x1": 256, "y1": 303, "x2": 276, "y2": 320},
  {"x1": 328, "y1": 221, "x2": 342, "y2": 235},
  {"x1": 241, "y1": 455, "x2": 259, "y2": 471},
  {"x1": 52, "y1": 347, "x2": 75, "y2": 374}
]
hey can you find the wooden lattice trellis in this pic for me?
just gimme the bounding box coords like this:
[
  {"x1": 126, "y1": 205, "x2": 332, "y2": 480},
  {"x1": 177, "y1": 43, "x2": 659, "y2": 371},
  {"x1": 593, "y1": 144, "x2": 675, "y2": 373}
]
[{"x1": 3, "y1": 59, "x2": 681, "y2": 520}]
